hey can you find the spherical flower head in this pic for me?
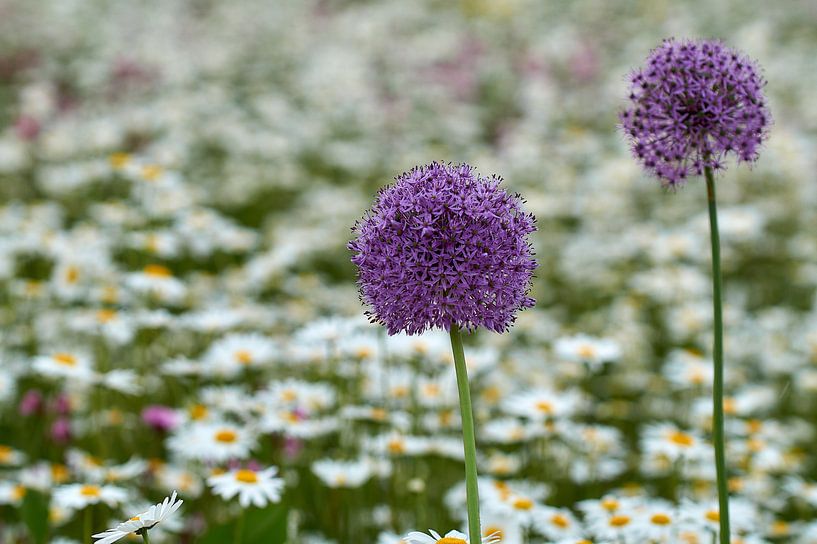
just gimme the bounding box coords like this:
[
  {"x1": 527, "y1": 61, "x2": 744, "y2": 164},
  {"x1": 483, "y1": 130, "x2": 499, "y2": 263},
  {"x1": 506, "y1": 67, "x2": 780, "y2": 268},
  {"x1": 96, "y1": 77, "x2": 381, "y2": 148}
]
[
  {"x1": 349, "y1": 162, "x2": 537, "y2": 335},
  {"x1": 620, "y1": 38, "x2": 771, "y2": 187}
]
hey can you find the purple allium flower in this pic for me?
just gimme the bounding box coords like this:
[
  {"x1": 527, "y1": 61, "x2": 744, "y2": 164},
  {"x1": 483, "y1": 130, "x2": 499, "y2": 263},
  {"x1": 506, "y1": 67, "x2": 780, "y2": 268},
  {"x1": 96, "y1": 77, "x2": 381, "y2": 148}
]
[
  {"x1": 349, "y1": 162, "x2": 537, "y2": 335},
  {"x1": 620, "y1": 39, "x2": 771, "y2": 187}
]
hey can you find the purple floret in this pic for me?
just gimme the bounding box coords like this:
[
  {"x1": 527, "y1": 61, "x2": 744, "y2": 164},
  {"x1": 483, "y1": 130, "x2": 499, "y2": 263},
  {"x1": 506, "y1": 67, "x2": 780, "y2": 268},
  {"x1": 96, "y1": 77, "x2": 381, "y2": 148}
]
[
  {"x1": 620, "y1": 39, "x2": 771, "y2": 187},
  {"x1": 349, "y1": 162, "x2": 537, "y2": 335}
]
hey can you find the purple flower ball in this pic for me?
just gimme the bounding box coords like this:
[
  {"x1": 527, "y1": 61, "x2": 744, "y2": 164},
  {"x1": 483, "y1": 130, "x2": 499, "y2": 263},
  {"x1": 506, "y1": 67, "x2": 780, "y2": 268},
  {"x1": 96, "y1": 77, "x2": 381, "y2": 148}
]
[
  {"x1": 349, "y1": 162, "x2": 537, "y2": 335},
  {"x1": 620, "y1": 39, "x2": 771, "y2": 187}
]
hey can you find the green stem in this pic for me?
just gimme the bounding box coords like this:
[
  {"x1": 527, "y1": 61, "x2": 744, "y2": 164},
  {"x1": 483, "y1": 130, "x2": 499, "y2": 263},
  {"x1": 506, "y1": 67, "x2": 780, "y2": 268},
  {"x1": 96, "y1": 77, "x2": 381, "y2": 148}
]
[
  {"x1": 234, "y1": 509, "x2": 245, "y2": 544},
  {"x1": 140, "y1": 529, "x2": 152, "y2": 544},
  {"x1": 705, "y1": 167, "x2": 731, "y2": 544},
  {"x1": 84, "y1": 506, "x2": 92, "y2": 544},
  {"x1": 449, "y1": 325, "x2": 481, "y2": 544}
]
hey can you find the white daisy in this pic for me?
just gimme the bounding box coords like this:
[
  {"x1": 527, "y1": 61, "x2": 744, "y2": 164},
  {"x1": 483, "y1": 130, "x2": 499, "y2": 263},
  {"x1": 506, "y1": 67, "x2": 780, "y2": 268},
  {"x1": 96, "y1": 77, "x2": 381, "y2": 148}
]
[
  {"x1": 53, "y1": 483, "x2": 128, "y2": 510},
  {"x1": 166, "y1": 421, "x2": 255, "y2": 463},
  {"x1": 32, "y1": 351, "x2": 96, "y2": 384},
  {"x1": 554, "y1": 334, "x2": 621, "y2": 370},
  {"x1": 92, "y1": 491, "x2": 183, "y2": 544},
  {"x1": 203, "y1": 333, "x2": 277, "y2": 377},
  {"x1": 207, "y1": 467, "x2": 284, "y2": 508},
  {"x1": 405, "y1": 529, "x2": 498, "y2": 544},
  {"x1": 312, "y1": 459, "x2": 373, "y2": 488}
]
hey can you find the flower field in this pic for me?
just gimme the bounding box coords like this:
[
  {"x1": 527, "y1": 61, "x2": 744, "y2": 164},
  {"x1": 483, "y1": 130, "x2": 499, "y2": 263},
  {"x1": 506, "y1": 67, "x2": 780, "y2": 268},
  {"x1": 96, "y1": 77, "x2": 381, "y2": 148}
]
[{"x1": 0, "y1": 1, "x2": 816, "y2": 543}]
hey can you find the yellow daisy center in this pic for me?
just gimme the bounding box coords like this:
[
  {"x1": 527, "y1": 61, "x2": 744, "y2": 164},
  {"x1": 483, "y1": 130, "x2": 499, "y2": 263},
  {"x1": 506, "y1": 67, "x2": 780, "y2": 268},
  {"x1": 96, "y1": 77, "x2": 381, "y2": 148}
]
[
  {"x1": 551, "y1": 514, "x2": 570, "y2": 528},
  {"x1": 234, "y1": 350, "x2": 253, "y2": 364},
  {"x1": 355, "y1": 346, "x2": 373, "y2": 359},
  {"x1": 235, "y1": 469, "x2": 258, "y2": 484},
  {"x1": 601, "y1": 498, "x2": 619, "y2": 511},
  {"x1": 609, "y1": 515, "x2": 631, "y2": 527},
  {"x1": 423, "y1": 383, "x2": 441, "y2": 397},
  {"x1": 65, "y1": 266, "x2": 80, "y2": 284},
  {"x1": 577, "y1": 344, "x2": 597, "y2": 358},
  {"x1": 436, "y1": 539, "x2": 467, "y2": 544},
  {"x1": 0, "y1": 446, "x2": 12, "y2": 462},
  {"x1": 512, "y1": 497, "x2": 534, "y2": 510},
  {"x1": 80, "y1": 485, "x2": 101, "y2": 497},
  {"x1": 214, "y1": 429, "x2": 237, "y2": 443},
  {"x1": 388, "y1": 439, "x2": 405, "y2": 454},
  {"x1": 101, "y1": 286, "x2": 119, "y2": 303},
  {"x1": 392, "y1": 385, "x2": 409, "y2": 398},
  {"x1": 535, "y1": 400, "x2": 554, "y2": 414},
  {"x1": 52, "y1": 464, "x2": 69, "y2": 482},
  {"x1": 770, "y1": 520, "x2": 789, "y2": 536},
  {"x1": 484, "y1": 527, "x2": 504, "y2": 541},
  {"x1": 281, "y1": 389, "x2": 297, "y2": 402},
  {"x1": 705, "y1": 510, "x2": 720, "y2": 522},
  {"x1": 109, "y1": 152, "x2": 131, "y2": 169},
  {"x1": 482, "y1": 385, "x2": 501, "y2": 403},
  {"x1": 189, "y1": 404, "x2": 208, "y2": 420},
  {"x1": 142, "y1": 165, "x2": 163, "y2": 181},
  {"x1": 651, "y1": 513, "x2": 672, "y2": 525},
  {"x1": 144, "y1": 264, "x2": 172, "y2": 278},
  {"x1": 97, "y1": 309, "x2": 117, "y2": 323},
  {"x1": 669, "y1": 431, "x2": 695, "y2": 447},
  {"x1": 53, "y1": 353, "x2": 77, "y2": 366},
  {"x1": 12, "y1": 485, "x2": 26, "y2": 501},
  {"x1": 130, "y1": 516, "x2": 141, "y2": 521}
]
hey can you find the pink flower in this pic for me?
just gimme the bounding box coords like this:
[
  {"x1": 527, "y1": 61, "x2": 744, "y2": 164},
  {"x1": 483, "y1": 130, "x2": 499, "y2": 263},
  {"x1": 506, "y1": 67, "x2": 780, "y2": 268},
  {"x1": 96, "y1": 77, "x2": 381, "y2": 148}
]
[
  {"x1": 19, "y1": 390, "x2": 43, "y2": 416},
  {"x1": 141, "y1": 405, "x2": 180, "y2": 432},
  {"x1": 50, "y1": 418, "x2": 71, "y2": 444}
]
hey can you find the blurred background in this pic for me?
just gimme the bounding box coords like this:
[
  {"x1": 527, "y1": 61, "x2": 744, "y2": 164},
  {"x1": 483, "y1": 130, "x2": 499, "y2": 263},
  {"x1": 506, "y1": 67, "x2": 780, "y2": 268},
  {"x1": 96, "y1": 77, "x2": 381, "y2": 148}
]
[{"x1": 1, "y1": 0, "x2": 817, "y2": 543}]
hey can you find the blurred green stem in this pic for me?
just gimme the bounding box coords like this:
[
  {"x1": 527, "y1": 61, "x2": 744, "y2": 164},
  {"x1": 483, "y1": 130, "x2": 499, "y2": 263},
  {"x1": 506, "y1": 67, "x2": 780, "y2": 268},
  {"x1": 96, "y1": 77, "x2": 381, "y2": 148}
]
[
  {"x1": 449, "y1": 325, "x2": 481, "y2": 544},
  {"x1": 84, "y1": 507, "x2": 92, "y2": 544},
  {"x1": 234, "y1": 509, "x2": 245, "y2": 544},
  {"x1": 705, "y1": 167, "x2": 730, "y2": 544},
  {"x1": 140, "y1": 529, "x2": 151, "y2": 544}
]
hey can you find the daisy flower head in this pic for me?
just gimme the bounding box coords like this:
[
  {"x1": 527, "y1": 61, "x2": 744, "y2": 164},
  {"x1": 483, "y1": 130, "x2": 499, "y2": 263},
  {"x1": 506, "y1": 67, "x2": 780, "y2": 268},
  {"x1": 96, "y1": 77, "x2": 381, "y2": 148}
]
[
  {"x1": 207, "y1": 466, "x2": 284, "y2": 508},
  {"x1": 405, "y1": 529, "x2": 499, "y2": 544},
  {"x1": 203, "y1": 333, "x2": 277, "y2": 377},
  {"x1": 349, "y1": 162, "x2": 537, "y2": 335},
  {"x1": 553, "y1": 334, "x2": 621, "y2": 370},
  {"x1": 167, "y1": 421, "x2": 255, "y2": 463},
  {"x1": 620, "y1": 38, "x2": 771, "y2": 187},
  {"x1": 312, "y1": 458, "x2": 373, "y2": 488},
  {"x1": 53, "y1": 483, "x2": 128, "y2": 510},
  {"x1": 502, "y1": 388, "x2": 582, "y2": 421},
  {"x1": 32, "y1": 351, "x2": 96, "y2": 384},
  {"x1": 92, "y1": 491, "x2": 183, "y2": 544}
]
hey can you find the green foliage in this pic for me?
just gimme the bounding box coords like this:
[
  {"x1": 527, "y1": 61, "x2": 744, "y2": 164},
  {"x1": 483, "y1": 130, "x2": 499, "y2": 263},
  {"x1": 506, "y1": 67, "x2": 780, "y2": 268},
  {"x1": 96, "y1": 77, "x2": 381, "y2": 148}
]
[{"x1": 21, "y1": 489, "x2": 49, "y2": 544}]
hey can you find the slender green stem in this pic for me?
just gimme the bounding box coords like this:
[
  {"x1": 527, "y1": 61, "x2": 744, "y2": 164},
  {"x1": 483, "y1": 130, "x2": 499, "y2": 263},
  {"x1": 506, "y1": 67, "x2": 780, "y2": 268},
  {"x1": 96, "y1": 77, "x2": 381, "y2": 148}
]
[
  {"x1": 234, "y1": 508, "x2": 245, "y2": 544},
  {"x1": 140, "y1": 529, "x2": 152, "y2": 544},
  {"x1": 84, "y1": 506, "x2": 92, "y2": 544},
  {"x1": 705, "y1": 167, "x2": 731, "y2": 544},
  {"x1": 449, "y1": 325, "x2": 481, "y2": 544}
]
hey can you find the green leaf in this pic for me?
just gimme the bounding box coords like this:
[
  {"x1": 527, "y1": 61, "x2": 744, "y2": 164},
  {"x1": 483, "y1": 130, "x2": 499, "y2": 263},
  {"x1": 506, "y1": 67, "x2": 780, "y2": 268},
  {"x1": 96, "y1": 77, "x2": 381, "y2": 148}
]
[
  {"x1": 198, "y1": 503, "x2": 287, "y2": 544},
  {"x1": 21, "y1": 489, "x2": 49, "y2": 544},
  {"x1": 243, "y1": 504, "x2": 287, "y2": 544}
]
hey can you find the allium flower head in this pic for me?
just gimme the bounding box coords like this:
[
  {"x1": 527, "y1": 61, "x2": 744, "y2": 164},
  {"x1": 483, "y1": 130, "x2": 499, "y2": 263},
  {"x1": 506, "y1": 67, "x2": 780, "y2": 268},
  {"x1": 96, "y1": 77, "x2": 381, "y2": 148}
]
[
  {"x1": 620, "y1": 38, "x2": 770, "y2": 186},
  {"x1": 349, "y1": 162, "x2": 536, "y2": 335}
]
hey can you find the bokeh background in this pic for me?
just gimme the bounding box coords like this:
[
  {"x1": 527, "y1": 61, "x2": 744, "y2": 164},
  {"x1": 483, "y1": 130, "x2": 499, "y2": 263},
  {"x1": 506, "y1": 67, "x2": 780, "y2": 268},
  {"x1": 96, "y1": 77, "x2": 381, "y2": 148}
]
[{"x1": 1, "y1": 1, "x2": 817, "y2": 543}]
